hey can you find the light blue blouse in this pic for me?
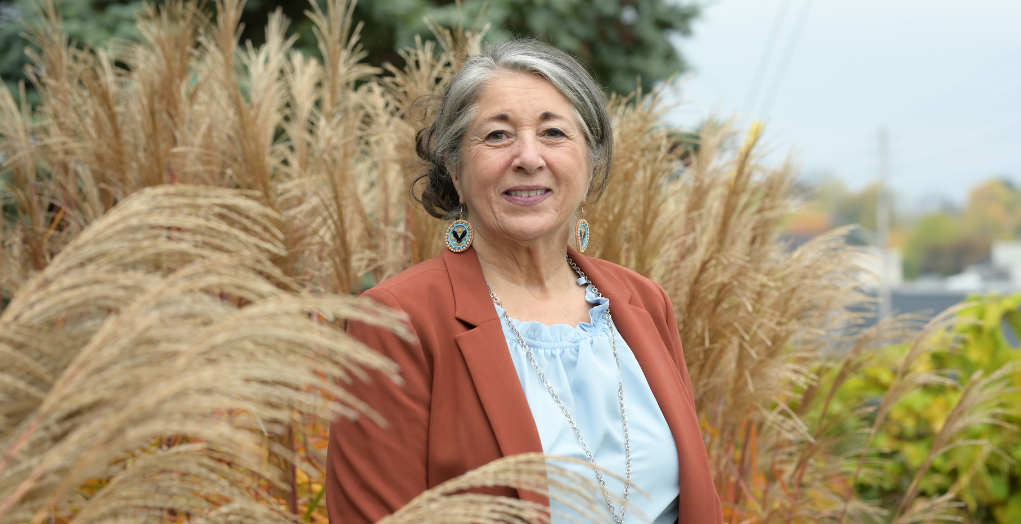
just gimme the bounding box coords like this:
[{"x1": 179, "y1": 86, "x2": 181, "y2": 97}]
[{"x1": 494, "y1": 276, "x2": 680, "y2": 524}]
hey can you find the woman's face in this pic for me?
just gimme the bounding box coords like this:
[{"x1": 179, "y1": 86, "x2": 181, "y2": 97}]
[{"x1": 453, "y1": 72, "x2": 591, "y2": 250}]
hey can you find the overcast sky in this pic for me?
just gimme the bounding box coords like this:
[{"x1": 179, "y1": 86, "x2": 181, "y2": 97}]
[{"x1": 668, "y1": 0, "x2": 1021, "y2": 210}]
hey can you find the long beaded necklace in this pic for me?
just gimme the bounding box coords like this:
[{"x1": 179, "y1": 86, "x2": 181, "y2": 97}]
[{"x1": 487, "y1": 256, "x2": 632, "y2": 524}]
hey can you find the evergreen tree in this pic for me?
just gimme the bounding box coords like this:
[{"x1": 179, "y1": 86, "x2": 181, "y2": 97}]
[{"x1": 0, "y1": 0, "x2": 699, "y2": 99}]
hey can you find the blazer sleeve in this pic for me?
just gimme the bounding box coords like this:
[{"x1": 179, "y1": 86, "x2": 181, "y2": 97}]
[
  {"x1": 658, "y1": 285, "x2": 724, "y2": 524},
  {"x1": 326, "y1": 287, "x2": 431, "y2": 523},
  {"x1": 658, "y1": 285, "x2": 697, "y2": 413}
]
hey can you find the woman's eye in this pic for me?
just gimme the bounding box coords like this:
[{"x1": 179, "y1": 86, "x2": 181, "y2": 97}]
[
  {"x1": 485, "y1": 130, "x2": 508, "y2": 141},
  {"x1": 543, "y1": 128, "x2": 567, "y2": 138}
]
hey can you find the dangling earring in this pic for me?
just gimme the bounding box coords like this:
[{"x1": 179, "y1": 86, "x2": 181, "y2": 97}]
[
  {"x1": 446, "y1": 204, "x2": 473, "y2": 253},
  {"x1": 575, "y1": 204, "x2": 590, "y2": 253}
]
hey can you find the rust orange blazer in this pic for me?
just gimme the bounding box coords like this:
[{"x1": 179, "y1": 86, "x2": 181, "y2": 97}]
[{"x1": 326, "y1": 246, "x2": 723, "y2": 523}]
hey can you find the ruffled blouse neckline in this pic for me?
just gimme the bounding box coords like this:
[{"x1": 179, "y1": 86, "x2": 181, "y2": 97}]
[{"x1": 492, "y1": 276, "x2": 610, "y2": 350}]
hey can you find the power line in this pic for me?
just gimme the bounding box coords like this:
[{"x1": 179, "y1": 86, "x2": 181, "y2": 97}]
[
  {"x1": 884, "y1": 45, "x2": 1021, "y2": 124},
  {"x1": 802, "y1": 118, "x2": 1021, "y2": 189},
  {"x1": 759, "y1": 0, "x2": 816, "y2": 117},
  {"x1": 743, "y1": 0, "x2": 791, "y2": 113},
  {"x1": 890, "y1": 124, "x2": 1021, "y2": 178},
  {"x1": 803, "y1": 71, "x2": 1021, "y2": 169},
  {"x1": 733, "y1": 2, "x2": 1020, "y2": 195}
]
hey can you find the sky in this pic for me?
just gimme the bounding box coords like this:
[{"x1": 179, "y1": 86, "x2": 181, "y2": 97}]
[{"x1": 667, "y1": 0, "x2": 1021, "y2": 210}]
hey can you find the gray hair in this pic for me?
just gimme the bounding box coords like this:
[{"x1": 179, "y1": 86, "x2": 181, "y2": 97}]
[{"x1": 413, "y1": 39, "x2": 613, "y2": 219}]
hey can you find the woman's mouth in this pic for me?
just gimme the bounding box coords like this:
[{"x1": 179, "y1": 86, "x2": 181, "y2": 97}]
[{"x1": 503, "y1": 188, "x2": 552, "y2": 205}]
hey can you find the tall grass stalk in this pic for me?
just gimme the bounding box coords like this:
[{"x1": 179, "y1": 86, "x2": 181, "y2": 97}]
[{"x1": 0, "y1": 0, "x2": 1014, "y2": 522}]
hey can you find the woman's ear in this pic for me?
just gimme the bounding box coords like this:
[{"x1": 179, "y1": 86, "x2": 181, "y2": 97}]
[{"x1": 448, "y1": 162, "x2": 463, "y2": 202}]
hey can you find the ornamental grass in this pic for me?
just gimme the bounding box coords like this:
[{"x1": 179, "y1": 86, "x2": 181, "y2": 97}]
[{"x1": 0, "y1": 0, "x2": 1015, "y2": 522}]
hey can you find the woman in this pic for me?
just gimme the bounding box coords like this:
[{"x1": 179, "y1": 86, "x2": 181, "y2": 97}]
[{"x1": 326, "y1": 40, "x2": 722, "y2": 523}]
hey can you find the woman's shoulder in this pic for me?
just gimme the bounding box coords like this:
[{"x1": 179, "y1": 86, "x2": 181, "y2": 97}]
[
  {"x1": 356, "y1": 255, "x2": 469, "y2": 353},
  {"x1": 360, "y1": 256, "x2": 453, "y2": 310},
  {"x1": 582, "y1": 256, "x2": 669, "y2": 305}
]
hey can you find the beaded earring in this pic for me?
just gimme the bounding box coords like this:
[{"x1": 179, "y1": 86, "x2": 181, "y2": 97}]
[
  {"x1": 446, "y1": 204, "x2": 473, "y2": 253},
  {"x1": 575, "y1": 204, "x2": 590, "y2": 253}
]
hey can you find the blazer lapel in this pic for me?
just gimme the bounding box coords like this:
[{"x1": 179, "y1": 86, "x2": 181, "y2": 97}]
[
  {"x1": 443, "y1": 248, "x2": 547, "y2": 505},
  {"x1": 569, "y1": 248, "x2": 697, "y2": 479},
  {"x1": 606, "y1": 300, "x2": 694, "y2": 441}
]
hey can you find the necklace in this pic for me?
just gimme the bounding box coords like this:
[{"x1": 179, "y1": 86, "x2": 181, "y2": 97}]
[{"x1": 487, "y1": 256, "x2": 632, "y2": 524}]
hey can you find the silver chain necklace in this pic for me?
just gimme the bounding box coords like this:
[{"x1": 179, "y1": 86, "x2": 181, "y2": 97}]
[{"x1": 487, "y1": 256, "x2": 632, "y2": 524}]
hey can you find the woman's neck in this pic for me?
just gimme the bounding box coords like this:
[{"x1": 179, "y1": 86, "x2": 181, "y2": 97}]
[
  {"x1": 471, "y1": 228, "x2": 591, "y2": 326},
  {"x1": 472, "y1": 230, "x2": 574, "y2": 296}
]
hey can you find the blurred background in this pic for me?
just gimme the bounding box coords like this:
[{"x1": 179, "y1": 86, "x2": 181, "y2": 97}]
[
  {"x1": 669, "y1": 0, "x2": 1021, "y2": 326},
  {"x1": 2, "y1": 0, "x2": 1018, "y2": 321}
]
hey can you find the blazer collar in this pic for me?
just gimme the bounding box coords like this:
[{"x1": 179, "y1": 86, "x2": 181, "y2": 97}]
[
  {"x1": 565, "y1": 246, "x2": 633, "y2": 305},
  {"x1": 443, "y1": 246, "x2": 501, "y2": 327},
  {"x1": 443, "y1": 246, "x2": 634, "y2": 328}
]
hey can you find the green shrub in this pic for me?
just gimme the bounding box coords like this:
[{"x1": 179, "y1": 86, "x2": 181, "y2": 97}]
[{"x1": 847, "y1": 293, "x2": 1021, "y2": 523}]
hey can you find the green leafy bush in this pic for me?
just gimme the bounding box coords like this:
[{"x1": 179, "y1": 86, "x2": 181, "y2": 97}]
[{"x1": 846, "y1": 294, "x2": 1021, "y2": 523}]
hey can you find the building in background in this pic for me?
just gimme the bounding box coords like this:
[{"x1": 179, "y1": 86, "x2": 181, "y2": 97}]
[
  {"x1": 920, "y1": 240, "x2": 1021, "y2": 294},
  {"x1": 860, "y1": 240, "x2": 1021, "y2": 331}
]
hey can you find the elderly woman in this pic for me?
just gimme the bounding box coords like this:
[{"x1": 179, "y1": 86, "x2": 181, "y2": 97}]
[{"x1": 326, "y1": 40, "x2": 722, "y2": 523}]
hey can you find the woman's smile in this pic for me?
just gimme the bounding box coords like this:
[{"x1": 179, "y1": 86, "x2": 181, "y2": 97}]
[{"x1": 503, "y1": 186, "x2": 552, "y2": 205}]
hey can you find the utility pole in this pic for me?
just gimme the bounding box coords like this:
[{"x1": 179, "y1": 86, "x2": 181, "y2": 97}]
[{"x1": 877, "y1": 127, "x2": 891, "y2": 323}]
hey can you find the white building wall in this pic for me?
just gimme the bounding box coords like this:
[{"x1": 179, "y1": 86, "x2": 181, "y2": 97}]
[
  {"x1": 992, "y1": 241, "x2": 1021, "y2": 285},
  {"x1": 853, "y1": 248, "x2": 903, "y2": 288}
]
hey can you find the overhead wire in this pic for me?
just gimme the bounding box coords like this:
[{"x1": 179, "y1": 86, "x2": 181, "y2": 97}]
[
  {"x1": 707, "y1": 2, "x2": 1019, "y2": 197},
  {"x1": 803, "y1": 60, "x2": 1021, "y2": 175},
  {"x1": 759, "y1": 0, "x2": 816, "y2": 118},
  {"x1": 743, "y1": 0, "x2": 791, "y2": 113},
  {"x1": 885, "y1": 45, "x2": 1021, "y2": 125},
  {"x1": 881, "y1": 73, "x2": 1021, "y2": 177},
  {"x1": 890, "y1": 124, "x2": 1021, "y2": 179}
]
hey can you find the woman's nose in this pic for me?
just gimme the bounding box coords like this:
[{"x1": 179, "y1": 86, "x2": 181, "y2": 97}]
[{"x1": 511, "y1": 135, "x2": 545, "y2": 174}]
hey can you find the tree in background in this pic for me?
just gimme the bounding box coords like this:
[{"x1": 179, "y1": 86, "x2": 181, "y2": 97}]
[
  {"x1": 786, "y1": 176, "x2": 1021, "y2": 280},
  {"x1": 961, "y1": 179, "x2": 1021, "y2": 241},
  {"x1": 827, "y1": 182, "x2": 883, "y2": 233},
  {"x1": 0, "y1": 0, "x2": 144, "y2": 100},
  {"x1": 784, "y1": 176, "x2": 902, "y2": 247},
  {"x1": 0, "y1": 0, "x2": 699, "y2": 99},
  {"x1": 902, "y1": 211, "x2": 966, "y2": 278},
  {"x1": 902, "y1": 179, "x2": 1021, "y2": 279}
]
